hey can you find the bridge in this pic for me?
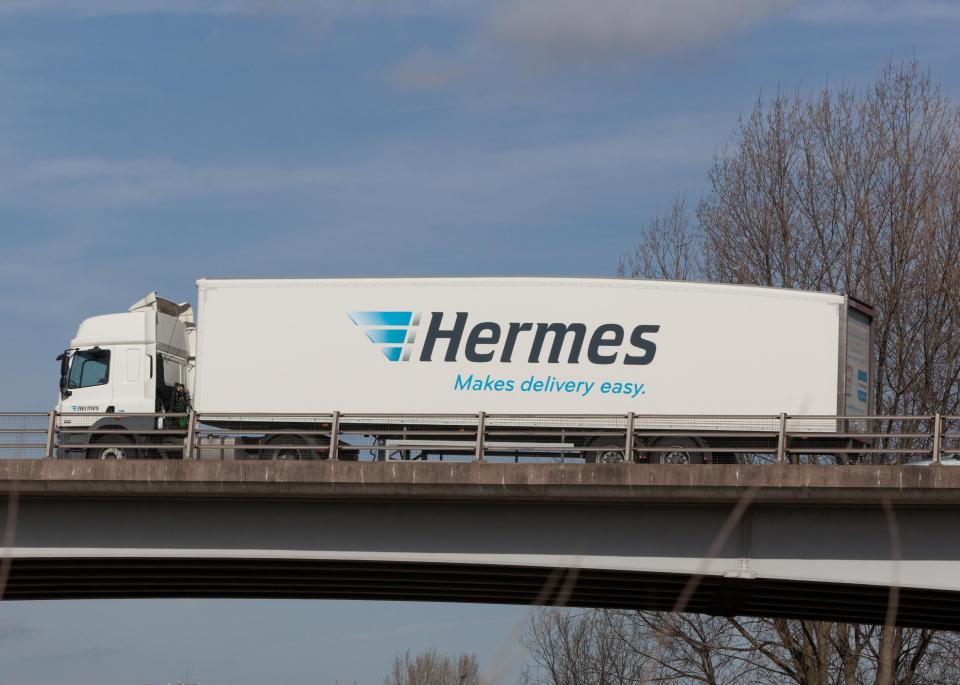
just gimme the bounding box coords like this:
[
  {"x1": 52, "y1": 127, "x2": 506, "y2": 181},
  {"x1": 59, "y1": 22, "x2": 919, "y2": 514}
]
[{"x1": 3, "y1": 459, "x2": 960, "y2": 629}]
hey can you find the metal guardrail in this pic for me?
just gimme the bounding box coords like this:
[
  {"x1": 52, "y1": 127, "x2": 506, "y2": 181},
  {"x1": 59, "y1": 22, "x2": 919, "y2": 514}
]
[{"x1": 1, "y1": 411, "x2": 959, "y2": 465}]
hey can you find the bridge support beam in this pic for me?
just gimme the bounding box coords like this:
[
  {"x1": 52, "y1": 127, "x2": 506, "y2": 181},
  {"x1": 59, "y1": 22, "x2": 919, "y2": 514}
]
[{"x1": 3, "y1": 461, "x2": 960, "y2": 628}]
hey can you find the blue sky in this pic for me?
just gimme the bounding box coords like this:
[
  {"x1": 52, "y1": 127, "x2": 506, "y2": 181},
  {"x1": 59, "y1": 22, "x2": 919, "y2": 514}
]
[{"x1": 2, "y1": 0, "x2": 960, "y2": 682}]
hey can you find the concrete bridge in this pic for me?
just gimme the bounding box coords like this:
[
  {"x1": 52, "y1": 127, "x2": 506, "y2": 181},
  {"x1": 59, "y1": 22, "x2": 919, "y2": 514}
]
[{"x1": 2, "y1": 460, "x2": 960, "y2": 629}]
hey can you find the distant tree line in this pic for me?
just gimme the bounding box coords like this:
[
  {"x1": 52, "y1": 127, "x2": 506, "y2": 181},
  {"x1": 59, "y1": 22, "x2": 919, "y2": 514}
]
[
  {"x1": 383, "y1": 647, "x2": 486, "y2": 685},
  {"x1": 520, "y1": 608, "x2": 960, "y2": 684}
]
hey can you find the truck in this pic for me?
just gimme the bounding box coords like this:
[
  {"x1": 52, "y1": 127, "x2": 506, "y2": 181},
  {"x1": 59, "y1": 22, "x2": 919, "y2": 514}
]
[{"x1": 54, "y1": 277, "x2": 875, "y2": 463}]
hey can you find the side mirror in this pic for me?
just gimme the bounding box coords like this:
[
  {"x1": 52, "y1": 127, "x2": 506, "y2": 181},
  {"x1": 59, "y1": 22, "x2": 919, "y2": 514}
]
[{"x1": 56, "y1": 352, "x2": 72, "y2": 399}]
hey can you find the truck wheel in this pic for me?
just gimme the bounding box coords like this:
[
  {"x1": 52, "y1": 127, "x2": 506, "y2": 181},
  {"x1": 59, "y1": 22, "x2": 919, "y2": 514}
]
[
  {"x1": 649, "y1": 437, "x2": 705, "y2": 464},
  {"x1": 87, "y1": 434, "x2": 135, "y2": 460},
  {"x1": 263, "y1": 435, "x2": 307, "y2": 460},
  {"x1": 836, "y1": 439, "x2": 862, "y2": 465},
  {"x1": 582, "y1": 438, "x2": 632, "y2": 464}
]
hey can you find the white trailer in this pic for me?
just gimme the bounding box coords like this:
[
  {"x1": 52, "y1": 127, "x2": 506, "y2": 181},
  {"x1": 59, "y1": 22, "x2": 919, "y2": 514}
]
[{"x1": 54, "y1": 278, "x2": 874, "y2": 462}]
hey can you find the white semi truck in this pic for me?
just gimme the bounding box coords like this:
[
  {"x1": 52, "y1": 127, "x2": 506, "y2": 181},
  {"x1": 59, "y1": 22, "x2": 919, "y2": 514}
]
[{"x1": 54, "y1": 277, "x2": 874, "y2": 462}]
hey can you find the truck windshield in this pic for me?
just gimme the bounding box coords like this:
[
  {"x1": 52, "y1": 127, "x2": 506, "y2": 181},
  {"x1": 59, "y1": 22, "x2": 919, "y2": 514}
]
[{"x1": 68, "y1": 349, "x2": 111, "y2": 389}]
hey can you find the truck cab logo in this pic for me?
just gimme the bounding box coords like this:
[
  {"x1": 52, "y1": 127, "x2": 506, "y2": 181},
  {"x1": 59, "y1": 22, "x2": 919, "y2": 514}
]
[
  {"x1": 69, "y1": 404, "x2": 100, "y2": 412},
  {"x1": 349, "y1": 311, "x2": 421, "y2": 362}
]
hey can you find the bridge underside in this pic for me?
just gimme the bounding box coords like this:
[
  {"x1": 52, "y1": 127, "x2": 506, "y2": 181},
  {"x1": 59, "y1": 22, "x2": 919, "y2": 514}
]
[
  {"x1": 5, "y1": 461, "x2": 960, "y2": 630},
  {"x1": 5, "y1": 558, "x2": 960, "y2": 630}
]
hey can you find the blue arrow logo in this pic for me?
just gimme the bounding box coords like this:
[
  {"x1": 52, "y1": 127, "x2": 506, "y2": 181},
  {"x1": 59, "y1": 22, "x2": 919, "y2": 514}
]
[{"x1": 349, "y1": 311, "x2": 421, "y2": 361}]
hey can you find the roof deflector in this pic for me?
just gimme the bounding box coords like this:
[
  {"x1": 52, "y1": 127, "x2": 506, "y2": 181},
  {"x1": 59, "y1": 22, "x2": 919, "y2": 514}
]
[{"x1": 128, "y1": 292, "x2": 194, "y2": 324}]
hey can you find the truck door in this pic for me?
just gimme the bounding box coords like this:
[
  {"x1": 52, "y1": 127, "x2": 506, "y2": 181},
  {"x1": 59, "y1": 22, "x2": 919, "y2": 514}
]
[{"x1": 61, "y1": 347, "x2": 114, "y2": 415}]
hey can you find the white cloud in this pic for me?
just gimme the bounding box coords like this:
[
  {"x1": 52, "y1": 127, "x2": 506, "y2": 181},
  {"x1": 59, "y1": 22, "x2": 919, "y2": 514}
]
[
  {"x1": 790, "y1": 0, "x2": 960, "y2": 24},
  {"x1": 0, "y1": 0, "x2": 468, "y2": 15},
  {"x1": 4, "y1": 113, "x2": 725, "y2": 206},
  {"x1": 386, "y1": 49, "x2": 464, "y2": 92},
  {"x1": 489, "y1": 0, "x2": 797, "y2": 61},
  {"x1": 18, "y1": 157, "x2": 352, "y2": 204},
  {"x1": 0, "y1": 0, "x2": 272, "y2": 14}
]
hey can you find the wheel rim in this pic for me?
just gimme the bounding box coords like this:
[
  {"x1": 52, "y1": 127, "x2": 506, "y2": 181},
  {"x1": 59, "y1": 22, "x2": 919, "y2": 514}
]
[
  {"x1": 271, "y1": 449, "x2": 302, "y2": 461},
  {"x1": 598, "y1": 448, "x2": 625, "y2": 464},
  {"x1": 663, "y1": 449, "x2": 691, "y2": 464},
  {"x1": 99, "y1": 446, "x2": 127, "y2": 460}
]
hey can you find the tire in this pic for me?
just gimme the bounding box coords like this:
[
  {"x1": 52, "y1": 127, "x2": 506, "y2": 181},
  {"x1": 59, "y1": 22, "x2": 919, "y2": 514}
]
[
  {"x1": 337, "y1": 447, "x2": 357, "y2": 461},
  {"x1": 263, "y1": 435, "x2": 309, "y2": 461},
  {"x1": 713, "y1": 452, "x2": 743, "y2": 465},
  {"x1": 86, "y1": 433, "x2": 135, "y2": 460},
  {"x1": 836, "y1": 438, "x2": 862, "y2": 465},
  {"x1": 648, "y1": 437, "x2": 706, "y2": 465}
]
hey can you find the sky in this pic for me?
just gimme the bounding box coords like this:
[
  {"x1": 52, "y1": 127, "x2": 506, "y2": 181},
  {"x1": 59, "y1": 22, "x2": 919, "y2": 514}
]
[{"x1": 1, "y1": 0, "x2": 960, "y2": 682}]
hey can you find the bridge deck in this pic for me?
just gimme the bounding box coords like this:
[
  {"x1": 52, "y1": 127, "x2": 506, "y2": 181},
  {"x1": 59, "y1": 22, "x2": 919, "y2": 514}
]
[{"x1": 1, "y1": 460, "x2": 960, "y2": 504}]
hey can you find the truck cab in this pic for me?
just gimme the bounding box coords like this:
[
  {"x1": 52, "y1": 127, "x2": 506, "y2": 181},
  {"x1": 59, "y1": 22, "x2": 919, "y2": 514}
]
[{"x1": 55, "y1": 293, "x2": 195, "y2": 459}]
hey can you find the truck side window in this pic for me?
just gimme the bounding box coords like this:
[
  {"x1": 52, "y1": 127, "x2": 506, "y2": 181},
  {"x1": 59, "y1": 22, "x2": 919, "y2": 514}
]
[
  {"x1": 156, "y1": 353, "x2": 187, "y2": 411},
  {"x1": 162, "y1": 357, "x2": 183, "y2": 387},
  {"x1": 68, "y1": 349, "x2": 111, "y2": 389}
]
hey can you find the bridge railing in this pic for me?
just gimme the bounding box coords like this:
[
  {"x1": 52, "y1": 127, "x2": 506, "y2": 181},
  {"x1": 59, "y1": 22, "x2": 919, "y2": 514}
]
[
  {"x1": 0, "y1": 412, "x2": 53, "y2": 459},
  {"x1": 1, "y1": 411, "x2": 959, "y2": 464}
]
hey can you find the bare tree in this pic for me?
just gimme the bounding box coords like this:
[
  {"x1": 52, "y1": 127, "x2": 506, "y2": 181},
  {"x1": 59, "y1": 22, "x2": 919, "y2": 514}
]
[
  {"x1": 621, "y1": 58, "x2": 960, "y2": 422},
  {"x1": 521, "y1": 608, "x2": 650, "y2": 685},
  {"x1": 618, "y1": 193, "x2": 703, "y2": 282},
  {"x1": 599, "y1": 57, "x2": 960, "y2": 685},
  {"x1": 384, "y1": 647, "x2": 485, "y2": 685},
  {"x1": 523, "y1": 609, "x2": 958, "y2": 685}
]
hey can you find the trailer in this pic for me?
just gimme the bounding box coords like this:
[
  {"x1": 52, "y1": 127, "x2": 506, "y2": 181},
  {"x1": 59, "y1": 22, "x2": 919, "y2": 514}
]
[{"x1": 54, "y1": 277, "x2": 874, "y2": 463}]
